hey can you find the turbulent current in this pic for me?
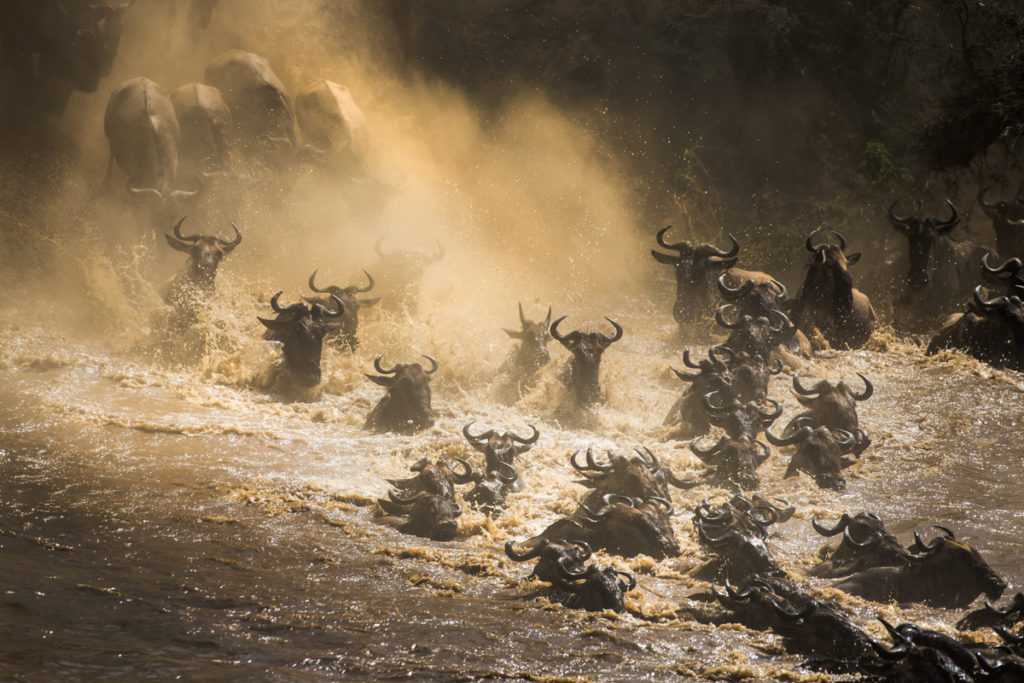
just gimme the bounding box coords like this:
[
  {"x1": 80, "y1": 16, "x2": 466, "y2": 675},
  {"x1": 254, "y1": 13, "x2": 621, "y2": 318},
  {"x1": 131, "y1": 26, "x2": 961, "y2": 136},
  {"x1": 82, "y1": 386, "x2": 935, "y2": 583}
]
[{"x1": 1, "y1": 2, "x2": 1023, "y2": 680}]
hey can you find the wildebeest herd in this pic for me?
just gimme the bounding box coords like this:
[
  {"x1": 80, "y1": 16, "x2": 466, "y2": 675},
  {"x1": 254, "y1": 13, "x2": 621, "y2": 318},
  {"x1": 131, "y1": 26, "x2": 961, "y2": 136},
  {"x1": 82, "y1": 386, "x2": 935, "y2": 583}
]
[{"x1": 53, "y1": 10, "x2": 1024, "y2": 679}]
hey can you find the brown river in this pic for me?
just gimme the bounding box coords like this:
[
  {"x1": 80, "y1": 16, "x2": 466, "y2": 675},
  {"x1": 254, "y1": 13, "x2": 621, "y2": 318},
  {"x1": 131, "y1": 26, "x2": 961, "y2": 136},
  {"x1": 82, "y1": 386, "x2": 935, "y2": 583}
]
[{"x1": 1, "y1": 2, "x2": 1022, "y2": 680}]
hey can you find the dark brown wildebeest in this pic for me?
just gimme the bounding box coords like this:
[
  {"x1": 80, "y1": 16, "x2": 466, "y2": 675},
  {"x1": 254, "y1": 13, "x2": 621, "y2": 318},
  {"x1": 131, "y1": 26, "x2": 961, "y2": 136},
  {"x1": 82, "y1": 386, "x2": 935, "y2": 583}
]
[
  {"x1": 532, "y1": 494, "x2": 679, "y2": 560},
  {"x1": 765, "y1": 425, "x2": 859, "y2": 491},
  {"x1": 927, "y1": 286, "x2": 1024, "y2": 371},
  {"x1": 889, "y1": 200, "x2": 993, "y2": 331},
  {"x1": 957, "y1": 592, "x2": 1024, "y2": 631},
  {"x1": 505, "y1": 538, "x2": 593, "y2": 585},
  {"x1": 979, "y1": 186, "x2": 1024, "y2": 259},
  {"x1": 715, "y1": 308, "x2": 794, "y2": 363},
  {"x1": 689, "y1": 434, "x2": 771, "y2": 491},
  {"x1": 691, "y1": 496, "x2": 786, "y2": 584},
  {"x1": 545, "y1": 561, "x2": 636, "y2": 613},
  {"x1": 497, "y1": 303, "x2": 553, "y2": 401},
  {"x1": 103, "y1": 77, "x2": 199, "y2": 213},
  {"x1": 162, "y1": 216, "x2": 241, "y2": 322},
  {"x1": 377, "y1": 489, "x2": 462, "y2": 541},
  {"x1": 550, "y1": 315, "x2": 623, "y2": 408},
  {"x1": 294, "y1": 79, "x2": 371, "y2": 176},
  {"x1": 784, "y1": 372, "x2": 872, "y2": 454},
  {"x1": 386, "y1": 458, "x2": 475, "y2": 499},
  {"x1": 650, "y1": 225, "x2": 740, "y2": 326},
  {"x1": 702, "y1": 392, "x2": 782, "y2": 441},
  {"x1": 570, "y1": 446, "x2": 694, "y2": 507},
  {"x1": 170, "y1": 82, "x2": 233, "y2": 180},
  {"x1": 204, "y1": 50, "x2": 295, "y2": 159},
  {"x1": 807, "y1": 512, "x2": 911, "y2": 578},
  {"x1": 716, "y1": 273, "x2": 788, "y2": 321},
  {"x1": 258, "y1": 292, "x2": 344, "y2": 387},
  {"x1": 370, "y1": 236, "x2": 444, "y2": 312},
  {"x1": 664, "y1": 346, "x2": 736, "y2": 433},
  {"x1": 364, "y1": 354, "x2": 437, "y2": 434},
  {"x1": 981, "y1": 253, "x2": 1024, "y2": 297},
  {"x1": 831, "y1": 526, "x2": 1007, "y2": 608},
  {"x1": 304, "y1": 269, "x2": 379, "y2": 350},
  {"x1": 789, "y1": 229, "x2": 875, "y2": 348},
  {"x1": 462, "y1": 421, "x2": 539, "y2": 492}
]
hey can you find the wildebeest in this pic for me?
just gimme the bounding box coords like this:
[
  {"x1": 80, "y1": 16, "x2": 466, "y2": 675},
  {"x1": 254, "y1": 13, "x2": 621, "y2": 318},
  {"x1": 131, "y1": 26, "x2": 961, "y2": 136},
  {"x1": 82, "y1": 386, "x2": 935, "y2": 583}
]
[
  {"x1": 258, "y1": 292, "x2": 343, "y2": 387},
  {"x1": 170, "y1": 82, "x2": 233, "y2": 180},
  {"x1": 889, "y1": 200, "x2": 993, "y2": 331},
  {"x1": 664, "y1": 346, "x2": 735, "y2": 433},
  {"x1": 377, "y1": 489, "x2": 462, "y2": 541},
  {"x1": 294, "y1": 79, "x2": 371, "y2": 176},
  {"x1": 807, "y1": 512, "x2": 911, "y2": 578},
  {"x1": 691, "y1": 496, "x2": 785, "y2": 583},
  {"x1": 979, "y1": 186, "x2": 1024, "y2": 259},
  {"x1": 550, "y1": 315, "x2": 623, "y2": 408},
  {"x1": 784, "y1": 372, "x2": 872, "y2": 454},
  {"x1": 981, "y1": 253, "x2": 1024, "y2": 297},
  {"x1": 532, "y1": 494, "x2": 680, "y2": 560},
  {"x1": 304, "y1": 269, "x2": 379, "y2": 350},
  {"x1": 789, "y1": 229, "x2": 875, "y2": 348},
  {"x1": 364, "y1": 354, "x2": 437, "y2": 433},
  {"x1": 1, "y1": 1, "x2": 132, "y2": 116},
  {"x1": 831, "y1": 526, "x2": 1007, "y2": 608},
  {"x1": 570, "y1": 446, "x2": 694, "y2": 507},
  {"x1": 103, "y1": 77, "x2": 198, "y2": 212},
  {"x1": 504, "y1": 538, "x2": 592, "y2": 585},
  {"x1": 462, "y1": 421, "x2": 538, "y2": 492},
  {"x1": 162, "y1": 216, "x2": 241, "y2": 322},
  {"x1": 386, "y1": 458, "x2": 475, "y2": 499},
  {"x1": 204, "y1": 50, "x2": 295, "y2": 159},
  {"x1": 496, "y1": 303, "x2": 553, "y2": 401},
  {"x1": 545, "y1": 561, "x2": 636, "y2": 613},
  {"x1": 715, "y1": 308, "x2": 794, "y2": 363},
  {"x1": 703, "y1": 392, "x2": 782, "y2": 441},
  {"x1": 650, "y1": 225, "x2": 740, "y2": 326},
  {"x1": 689, "y1": 434, "x2": 771, "y2": 491},
  {"x1": 765, "y1": 425, "x2": 859, "y2": 491},
  {"x1": 957, "y1": 592, "x2": 1024, "y2": 631},
  {"x1": 927, "y1": 286, "x2": 1024, "y2": 371},
  {"x1": 370, "y1": 236, "x2": 444, "y2": 312},
  {"x1": 716, "y1": 273, "x2": 788, "y2": 321}
]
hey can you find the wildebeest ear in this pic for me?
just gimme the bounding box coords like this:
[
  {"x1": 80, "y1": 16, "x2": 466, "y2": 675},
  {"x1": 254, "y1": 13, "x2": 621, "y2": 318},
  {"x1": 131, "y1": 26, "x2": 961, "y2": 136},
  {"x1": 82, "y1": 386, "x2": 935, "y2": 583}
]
[
  {"x1": 846, "y1": 252, "x2": 861, "y2": 265},
  {"x1": 365, "y1": 373, "x2": 393, "y2": 387},
  {"x1": 503, "y1": 328, "x2": 523, "y2": 339},
  {"x1": 359, "y1": 297, "x2": 381, "y2": 307},
  {"x1": 650, "y1": 250, "x2": 679, "y2": 265}
]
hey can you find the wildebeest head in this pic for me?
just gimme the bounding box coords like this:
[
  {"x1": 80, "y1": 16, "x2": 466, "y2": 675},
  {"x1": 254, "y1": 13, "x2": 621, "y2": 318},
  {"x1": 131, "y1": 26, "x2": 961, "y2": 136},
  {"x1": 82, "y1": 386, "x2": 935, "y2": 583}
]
[
  {"x1": 766, "y1": 425, "x2": 858, "y2": 491},
  {"x1": 571, "y1": 445, "x2": 693, "y2": 506},
  {"x1": 364, "y1": 354, "x2": 437, "y2": 433},
  {"x1": 764, "y1": 595, "x2": 876, "y2": 662},
  {"x1": 716, "y1": 273, "x2": 788, "y2": 320},
  {"x1": 888, "y1": 200, "x2": 960, "y2": 288},
  {"x1": 61, "y1": 1, "x2": 132, "y2": 93},
  {"x1": 692, "y1": 497, "x2": 783, "y2": 582},
  {"x1": 258, "y1": 291, "x2": 343, "y2": 386},
  {"x1": 728, "y1": 351, "x2": 781, "y2": 403},
  {"x1": 164, "y1": 216, "x2": 241, "y2": 290},
  {"x1": 690, "y1": 434, "x2": 770, "y2": 491},
  {"x1": 979, "y1": 186, "x2": 1024, "y2": 257},
  {"x1": 956, "y1": 591, "x2": 1024, "y2": 631},
  {"x1": 908, "y1": 526, "x2": 1007, "y2": 605},
  {"x1": 787, "y1": 371, "x2": 872, "y2": 436},
  {"x1": 797, "y1": 229, "x2": 861, "y2": 315},
  {"x1": 462, "y1": 421, "x2": 538, "y2": 491},
  {"x1": 703, "y1": 391, "x2": 782, "y2": 441},
  {"x1": 666, "y1": 346, "x2": 736, "y2": 430},
  {"x1": 981, "y1": 253, "x2": 1024, "y2": 297},
  {"x1": 503, "y1": 303, "x2": 553, "y2": 373},
  {"x1": 386, "y1": 458, "x2": 475, "y2": 499},
  {"x1": 549, "y1": 561, "x2": 636, "y2": 613},
  {"x1": 550, "y1": 315, "x2": 623, "y2": 407},
  {"x1": 651, "y1": 225, "x2": 739, "y2": 324},
  {"x1": 304, "y1": 269, "x2": 379, "y2": 350},
  {"x1": 377, "y1": 489, "x2": 462, "y2": 541},
  {"x1": 715, "y1": 308, "x2": 793, "y2": 363},
  {"x1": 505, "y1": 538, "x2": 592, "y2": 585},
  {"x1": 808, "y1": 512, "x2": 911, "y2": 578},
  {"x1": 575, "y1": 495, "x2": 680, "y2": 559},
  {"x1": 464, "y1": 461, "x2": 519, "y2": 515}
]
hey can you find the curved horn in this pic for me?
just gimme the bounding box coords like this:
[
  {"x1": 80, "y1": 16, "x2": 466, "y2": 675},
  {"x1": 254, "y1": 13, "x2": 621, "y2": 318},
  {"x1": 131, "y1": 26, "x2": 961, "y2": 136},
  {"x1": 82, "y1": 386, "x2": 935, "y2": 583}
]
[
  {"x1": 850, "y1": 372, "x2": 873, "y2": 401},
  {"x1": 811, "y1": 514, "x2": 851, "y2": 537},
  {"x1": 556, "y1": 555, "x2": 593, "y2": 580},
  {"x1": 172, "y1": 216, "x2": 201, "y2": 242},
  {"x1": 690, "y1": 435, "x2": 727, "y2": 459},
  {"x1": 715, "y1": 305, "x2": 742, "y2": 329},
  {"x1": 682, "y1": 348, "x2": 703, "y2": 369},
  {"x1": 518, "y1": 302, "x2": 528, "y2": 328},
  {"x1": 316, "y1": 295, "x2": 345, "y2": 319},
  {"x1": 308, "y1": 269, "x2": 329, "y2": 293},
  {"x1": 462, "y1": 421, "x2": 494, "y2": 445},
  {"x1": 450, "y1": 458, "x2": 475, "y2": 484},
  {"x1": 373, "y1": 354, "x2": 398, "y2": 374},
  {"x1": 269, "y1": 291, "x2": 287, "y2": 313},
  {"x1": 887, "y1": 200, "x2": 914, "y2": 227},
  {"x1": 982, "y1": 252, "x2": 1023, "y2": 277},
  {"x1": 421, "y1": 355, "x2": 439, "y2": 374},
  {"x1": 710, "y1": 234, "x2": 740, "y2": 259},
  {"x1": 767, "y1": 597, "x2": 815, "y2": 621},
  {"x1": 655, "y1": 225, "x2": 686, "y2": 251},
  {"x1": 978, "y1": 186, "x2": 998, "y2": 211},
  {"x1": 717, "y1": 273, "x2": 754, "y2": 298},
  {"x1": 586, "y1": 446, "x2": 613, "y2": 473},
  {"x1": 974, "y1": 286, "x2": 1008, "y2": 313},
  {"x1": 356, "y1": 269, "x2": 375, "y2": 293},
  {"x1": 490, "y1": 460, "x2": 519, "y2": 484},
  {"x1": 769, "y1": 279, "x2": 787, "y2": 299},
  {"x1": 570, "y1": 448, "x2": 602, "y2": 476},
  {"x1": 388, "y1": 489, "x2": 424, "y2": 505},
  {"x1": 830, "y1": 231, "x2": 847, "y2": 251},
  {"x1": 936, "y1": 199, "x2": 959, "y2": 230},
  {"x1": 765, "y1": 425, "x2": 811, "y2": 447},
  {"x1": 755, "y1": 398, "x2": 782, "y2": 422},
  {"x1": 792, "y1": 372, "x2": 821, "y2": 396},
  {"x1": 933, "y1": 525, "x2": 955, "y2": 540},
  {"x1": 649, "y1": 497, "x2": 674, "y2": 515},
  {"x1": 219, "y1": 222, "x2": 242, "y2": 251},
  {"x1": 601, "y1": 317, "x2": 623, "y2": 344},
  {"x1": 843, "y1": 525, "x2": 878, "y2": 548},
  {"x1": 504, "y1": 538, "x2": 548, "y2": 562},
  {"x1": 806, "y1": 227, "x2": 822, "y2": 252},
  {"x1": 549, "y1": 315, "x2": 568, "y2": 342},
  {"x1": 509, "y1": 425, "x2": 539, "y2": 445},
  {"x1": 708, "y1": 345, "x2": 734, "y2": 367}
]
